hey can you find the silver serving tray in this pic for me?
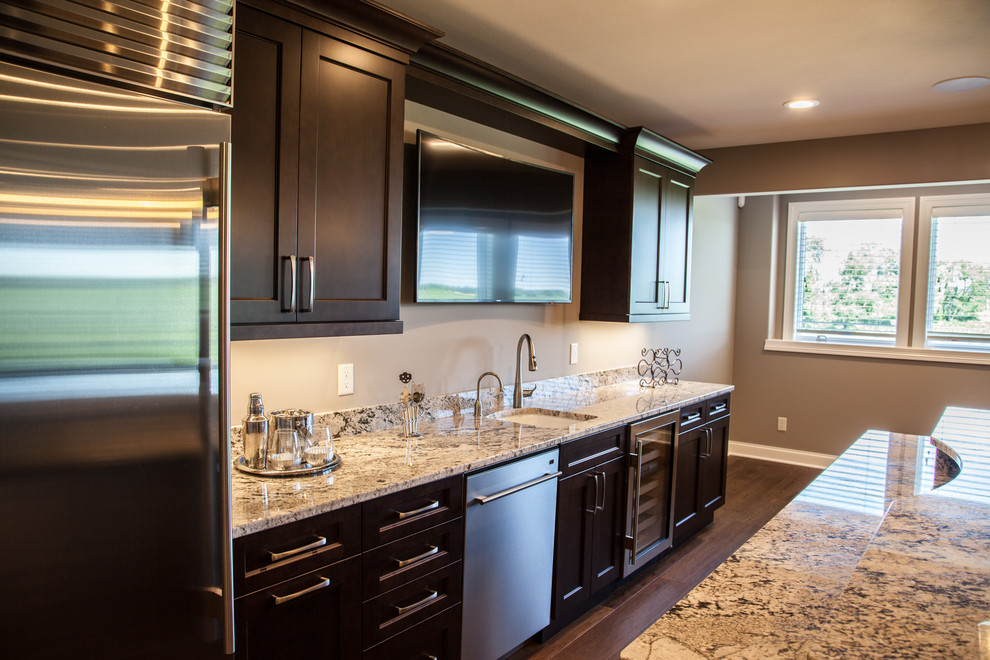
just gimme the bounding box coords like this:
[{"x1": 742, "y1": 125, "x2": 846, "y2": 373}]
[{"x1": 234, "y1": 453, "x2": 342, "y2": 478}]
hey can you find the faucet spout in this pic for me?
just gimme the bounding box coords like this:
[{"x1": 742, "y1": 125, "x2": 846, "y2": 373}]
[
  {"x1": 474, "y1": 371, "x2": 503, "y2": 418},
  {"x1": 513, "y1": 333, "x2": 538, "y2": 408}
]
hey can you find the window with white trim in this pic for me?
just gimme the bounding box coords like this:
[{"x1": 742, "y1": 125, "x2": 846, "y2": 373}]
[
  {"x1": 782, "y1": 193, "x2": 990, "y2": 355},
  {"x1": 914, "y1": 195, "x2": 990, "y2": 352}
]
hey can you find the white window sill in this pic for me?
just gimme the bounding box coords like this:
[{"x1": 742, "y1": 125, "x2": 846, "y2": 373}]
[{"x1": 764, "y1": 339, "x2": 990, "y2": 366}]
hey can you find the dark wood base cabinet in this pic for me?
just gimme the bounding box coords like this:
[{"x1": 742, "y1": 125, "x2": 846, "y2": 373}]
[
  {"x1": 673, "y1": 394, "x2": 731, "y2": 544},
  {"x1": 236, "y1": 556, "x2": 361, "y2": 659},
  {"x1": 232, "y1": 505, "x2": 361, "y2": 660},
  {"x1": 545, "y1": 427, "x2": 626, "y2": 636}
]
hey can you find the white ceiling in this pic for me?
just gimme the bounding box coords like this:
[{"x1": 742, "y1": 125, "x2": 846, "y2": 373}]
[{"x1": 379, "y1": 0, "x2": 990, "y2": 150}]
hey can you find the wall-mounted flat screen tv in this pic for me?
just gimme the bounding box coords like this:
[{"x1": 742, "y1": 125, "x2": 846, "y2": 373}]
[{"x1": 415, "y1": 130, "x2": 574, "y2": 303}]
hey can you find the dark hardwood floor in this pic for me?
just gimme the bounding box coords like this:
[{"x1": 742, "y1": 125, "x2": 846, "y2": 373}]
[{"x1": 507, "y1": 456, "x2": 822, "y2": 660}]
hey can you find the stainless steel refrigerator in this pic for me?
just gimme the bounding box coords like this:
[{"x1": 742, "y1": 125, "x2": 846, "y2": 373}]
[{"x1": 0, "y1": 59, "x2": 233, "y2": 658}]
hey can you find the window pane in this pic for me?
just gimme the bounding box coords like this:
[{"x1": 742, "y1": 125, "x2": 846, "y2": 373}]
[
  {"x1": 926, "y1": 214, "x2": 990, "y2": 350},
  {"x1": 794, "y1": 217, "x2": 902, "y2": 344}
]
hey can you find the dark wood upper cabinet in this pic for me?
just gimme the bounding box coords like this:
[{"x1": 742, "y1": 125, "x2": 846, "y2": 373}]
[
  {"x1": 229, "y1": 1, "x2": 439, "y2": 340},
  {"x1": 580, "y1": 127, "x2": 709, "y2": 323}
]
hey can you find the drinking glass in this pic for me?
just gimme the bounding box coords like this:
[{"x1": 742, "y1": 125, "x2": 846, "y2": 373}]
[{"x1": 269, "y1": 428, "x2": 301, "y2": 470}]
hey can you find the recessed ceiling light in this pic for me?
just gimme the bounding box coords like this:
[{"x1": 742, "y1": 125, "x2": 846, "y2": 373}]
[
  {"x1": 932, "y1": 76, "x2": 990, "y2": 92},
  {"x1": 784, "y1": 99, "x2": 820, "y2": 110}
]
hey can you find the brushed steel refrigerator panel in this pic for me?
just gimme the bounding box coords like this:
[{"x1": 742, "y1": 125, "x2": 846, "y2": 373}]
[{"x1": 0, "y1": 59, "x2": 231, "y2": 659}]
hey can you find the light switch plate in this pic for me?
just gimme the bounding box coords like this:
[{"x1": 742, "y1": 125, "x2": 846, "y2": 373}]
[
  {"x1": 777, "y1": 417, "x2": 787, "y2": 432},
  {"x1": 338, "y1": 363, "x2": 354, "y2": 396},
  {"x1": 569, "y1": 343, "x2": 579, "y2": 365}
]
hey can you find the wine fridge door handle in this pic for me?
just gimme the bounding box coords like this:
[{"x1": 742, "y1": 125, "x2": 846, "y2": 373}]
[
  {"x1": 630, "y1": 438, "x2": 644, "y2": 562},
  {"x1": 281, "y1": 255, "x2": 296, "y2": 313}
]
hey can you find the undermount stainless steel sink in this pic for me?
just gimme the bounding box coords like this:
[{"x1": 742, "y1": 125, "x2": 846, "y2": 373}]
[{"x1": 487, "y1": 407, "x2": 598, "y2": 428}]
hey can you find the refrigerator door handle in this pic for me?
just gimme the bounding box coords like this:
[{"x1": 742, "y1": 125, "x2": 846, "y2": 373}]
[{"x1": 220, "y1": 142, "x2": 236, "y2": 655}]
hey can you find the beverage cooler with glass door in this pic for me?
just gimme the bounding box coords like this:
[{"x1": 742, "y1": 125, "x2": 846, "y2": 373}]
[{"x1": 622, "y1": 410, "x2": 679, "y2": 577}]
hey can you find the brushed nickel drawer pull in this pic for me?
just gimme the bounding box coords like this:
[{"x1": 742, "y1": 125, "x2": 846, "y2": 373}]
[
  {"x1": 268, "y1": 536, "x2": 327, "y2": 562},
  {"x1": 395, "y1": 544, "x2": 439, "y2": 569},
  {"x1": 710, "y1": 402, "x2": 727, "y2": 415},
  {"x1": 394, "y1": 589, "x2": 438, "y2": 615},
  {"x1": 272, "y1": 577, "x2": 329, "y2": 606},
  {"x1": 396, "y1": 499, "x2": 439, "y2": 520},
  {"x1": 682, "y1": 411, "x2": 702, "y2": 424}
]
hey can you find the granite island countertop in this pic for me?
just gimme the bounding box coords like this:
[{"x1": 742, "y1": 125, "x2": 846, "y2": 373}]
[
  {"x1": 231, "y1": 377, "x2": 732, "y2": 538},
  {"x1": 623, "y1": 406, "x2": 990, "y2": 659}
]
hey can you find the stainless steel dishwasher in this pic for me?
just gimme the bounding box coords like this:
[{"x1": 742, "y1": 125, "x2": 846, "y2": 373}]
[{"x1": 462, "y1": 448, "x2": 561, "y2": 660}]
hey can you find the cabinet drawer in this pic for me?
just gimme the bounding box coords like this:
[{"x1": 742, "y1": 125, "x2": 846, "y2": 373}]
[
  {"x1": 362, "y1": 517, "x2": 463, "y2": 598},
  {"x1": 235, "y1": 555, "x2": 361, "y2": 660},
  {"x1": 363, "y1": 475, "x2": 463, "y2": 548},
  {"x1": 706, "y1": 394, "x2": 730, "y2": 421},
  {"x1": 559, "y1": 426, "x2": 625, "y2": 477},
  {"x1": 234, "y1": 504, "x2": 360, "y2": 596},
  {"x1": 678, "y1": 401, "x2": 706, "y2": 431},
  {"x1": 362, "y1": 562, "x2": 462, "y2": 649},
  {"x1": 363, "y1": 603, "x2": 461, "y2": 660}
]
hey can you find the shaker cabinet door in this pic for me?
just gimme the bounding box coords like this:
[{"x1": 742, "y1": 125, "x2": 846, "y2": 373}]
[
  {"x1": 229, "y1": 6, "x2": 302, "y2": 325},
  {"x1": 296, "y1": 30, "x2": 404, "y2": 324}
]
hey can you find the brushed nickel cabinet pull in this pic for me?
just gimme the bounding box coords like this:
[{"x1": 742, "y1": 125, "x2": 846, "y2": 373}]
[
  {"x1": 682, "y1": 411, "x2": 702, "y2": 424},
  {"x1": 300, "y1": 256, "x2": 314, "y2": 312},
  {"x1": 394, "y1": 589, "x2": 438, "y2": 615},
  {"x1": 272, "y1": 577, "x2": 329, "y2": 606},
  {"x1": 394, "y1": 545, "x2": 439, "y2": 569},
  {"x1": 281, "y1": 255, "x2": 296, "y2": 313},
  {"x1": 396, "y1": 499, "x2": 439, "y2": 520},
  {"x1": 268, "y1": 535, "x2": 327, "y2": 562}
]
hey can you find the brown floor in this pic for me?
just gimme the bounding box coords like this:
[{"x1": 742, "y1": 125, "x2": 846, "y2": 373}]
[{"x1": 506, "y1": 455, "x2": 822, "y2": 660}]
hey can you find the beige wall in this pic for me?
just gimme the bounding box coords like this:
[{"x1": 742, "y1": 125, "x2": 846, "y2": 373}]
[
  {"x1": 722, "y1": 129, "x2": 990, "y2": 458},
  {"x1": 695, "y1": 122, "x2": 990, "y2": 197},
  {"x1": 230, "y1": 105, "x2": 738, "y2": 418}
]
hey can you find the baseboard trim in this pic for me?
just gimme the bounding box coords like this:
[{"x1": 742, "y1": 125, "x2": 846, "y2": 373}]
[{"x1": 728, "y1": 440, "x2": 835, "y2": 470}]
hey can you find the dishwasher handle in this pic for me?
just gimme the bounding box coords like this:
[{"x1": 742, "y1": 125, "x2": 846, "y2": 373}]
[{"x1": 474, "y1": 471, "x2": 562, "y2": 505}]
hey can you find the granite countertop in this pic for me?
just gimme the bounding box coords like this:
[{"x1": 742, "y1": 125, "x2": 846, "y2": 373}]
[
  {"x1": 232, "y1": 377, "x2": 733, "y2": 538},
  {"x1": 624, "y1": 406, "x2": 990, "y2": 659}
]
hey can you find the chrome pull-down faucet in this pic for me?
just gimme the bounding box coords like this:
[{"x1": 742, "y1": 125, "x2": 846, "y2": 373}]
[
  {"x1": 474, "y1": 371, "x2": 503, "y2": 418},
  {"x1": 513, "y1": 333, "x2": 538, "y2": 408}
]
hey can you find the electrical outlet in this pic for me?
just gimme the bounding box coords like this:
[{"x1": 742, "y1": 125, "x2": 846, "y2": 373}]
[
  {"x1": 777, "y1": 417, "x2": 788, "y2": 432},
  {"x1": 569, "y1": 343, "x2": 579, "y2": 365},
  {"x1": 338, "y1": 363, "x2": 354, "y2": 396}
]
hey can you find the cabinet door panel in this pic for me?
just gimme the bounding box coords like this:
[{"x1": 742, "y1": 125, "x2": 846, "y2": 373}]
[
  {"x1": 629, "y1": 162, "x2": 662, "y2": 312},
  {"x1": 552, "y1": 471, "x2": 594, "y2": 621},
  {"x1": 659, "y1": 170, "x2": 693, "y2": 314},
  {"x1": 229, "y1": 7, "x2": 301, "y2": 324},
  {"x1": 701, "y1": 416, "x2": 729, "y2": 513},
  {"x1": 236, "y1": 556, "x2": 360, "y2": 660},
  {"x1": 673, "y1": 427, "x2": 703, "y2": 543},
  {"x1": 589, "y1": 456, "x2": 625, "y2": 594},
  {"x1": 299, "y1": 31, "x2": 403, "y2": 323}
]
